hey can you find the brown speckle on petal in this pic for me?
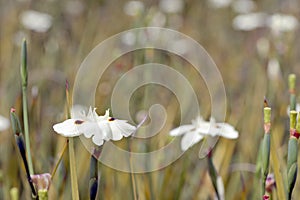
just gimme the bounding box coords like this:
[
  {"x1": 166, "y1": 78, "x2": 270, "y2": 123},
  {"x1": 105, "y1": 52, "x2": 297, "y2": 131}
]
[
  {"x1": 74, "y1": 120, "x2": 84, "y2": 125},
  {"x1": 108, "y1": 117, "x2": 115, "y2": 121}
]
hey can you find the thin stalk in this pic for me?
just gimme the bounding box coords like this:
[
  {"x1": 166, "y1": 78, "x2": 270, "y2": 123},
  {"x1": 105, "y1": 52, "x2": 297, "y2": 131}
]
[
  {"x1": 10, "y1": 109, "x2": 38, "y2": 199},
  {"x1": 261, "y1": 107, "x2": 271, "y2": 196},
  {"x1": 20, "y1": 39, "x2": 34, "y2": 175},
  {"x1": 51, "y1": 140, "x2": 69, "y2": 178},
  {"x1": 69, "y1": 138, "x2": 79, "y2": 200},
  {"x1": 128, "y1": 139, "x2": 138, "y2": 200},
  {"x1": 288, "y1": 74, "x2": 296, "y2": 111},
  {"x1": 65, "y1": 80, "x2": 79, "y2": 200}
]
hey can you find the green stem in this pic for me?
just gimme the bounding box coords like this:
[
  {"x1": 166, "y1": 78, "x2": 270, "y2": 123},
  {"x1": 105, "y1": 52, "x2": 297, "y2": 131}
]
[
  {"x1": 69, "y1": 138, "x2": 79, "y2": 200},
  {"x1": 51, "y1": 139, "x2": 69, "y2": 179},
  {"x1": 65, "y1": 80, "x2": 79, "y2": 200},
  {"x1": 21, "y1": 39, "x2": 34, "y2": 175}
]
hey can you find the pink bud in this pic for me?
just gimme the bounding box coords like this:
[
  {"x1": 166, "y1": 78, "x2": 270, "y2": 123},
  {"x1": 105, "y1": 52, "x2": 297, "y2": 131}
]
[{"x1": 31, "y1": 173, "x2": 51, "y2": 191}]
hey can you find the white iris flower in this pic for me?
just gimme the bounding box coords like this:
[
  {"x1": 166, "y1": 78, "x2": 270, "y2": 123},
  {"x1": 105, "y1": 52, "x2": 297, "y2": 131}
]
[
  {"x1": 170, "y1": 116, "x2": 238, "y2": 151},
  {"x1": 53, "y1": 107, "x2": 136, "y2": 146},
  {"x1": 0, "y1": 115, "x2": 10, "y2": 131}
]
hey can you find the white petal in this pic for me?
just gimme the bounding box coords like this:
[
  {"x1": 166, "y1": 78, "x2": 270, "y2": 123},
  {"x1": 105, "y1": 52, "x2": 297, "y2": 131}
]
[
  {"x1": 216, "y1": 123, "x2": 239, "y2": 139},
  {"x1": 53, "y1": 119, "x2": 82, "y2": 137},
  {"x1": 169, "y1": 125, "x2": 194, "y2": 136},
  {"x1": 80, "y1": 121, "x2": 104, "y2": 139},
  {"x1": 181, "y1": 131, "x2": 203, "y2": 151},
  {"x1": 109, "y1": 120, "x2": 136, "y2": 140},
  {"x1": 98, "y1": 109, "x2": 110, "y2": 121},
  {"x1": 92, "y1": 134, "x2": 104, "y2": 146},
  {"x1": 97, "y1": 120, "x2": 113, "y2": 139},
  {"x1": 0, "y1": 115, "x2": 10, "y2": 131}
]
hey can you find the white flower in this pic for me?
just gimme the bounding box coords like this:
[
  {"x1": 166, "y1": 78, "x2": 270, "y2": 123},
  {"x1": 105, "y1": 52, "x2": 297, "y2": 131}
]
[
  {"x1": 267, "y1": 14, "x2": 298, "y2": 35},
  {"x1": 232, "y1": 12, "x2": 267, "y2": 31},
  {"x1": 208, "y1": 0, "x2": 232, "y2": 9},
  {"x1": 123, "y1": 1, "x2": 145, "y2": 16},
  {"x1": 0, "y1": 115, "x2": 10, "y2": 131},
  {"x1": 232, "y1": 0, "x2": 256, "y2": 14},
  {"x1": 53, "y1": 107, "x2": 136, "y2": 146},
  {"x1": 170, "y1": 116, "x2": 238, "y2": 151},
  {"x1": 267, "y1": 58, "x2": 281, "y2": 81},
  {"x1": 159, "y1": 0, "x2": 184, "y2": 13},
  {"x1": 20, "y1": 10, "x2": 52, "y2": 33}
]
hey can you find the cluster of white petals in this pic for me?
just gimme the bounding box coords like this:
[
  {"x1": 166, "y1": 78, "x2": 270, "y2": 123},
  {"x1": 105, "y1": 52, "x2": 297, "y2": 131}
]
[
  {"x1": 53, "y1": 107, "x2": 136, "y2": 146},
  {"x1": 170, "y1": 116, "x2": 238, "y2": 151},
  {"x1": 233, "y1": 12, "x2": 298, "y2": 33},
  {"x1": 20, "y1": 10, "x2": 53, "y2": 32},
  {"x1": 0, "y1": 115, "x2": 10, "y2": 131}
]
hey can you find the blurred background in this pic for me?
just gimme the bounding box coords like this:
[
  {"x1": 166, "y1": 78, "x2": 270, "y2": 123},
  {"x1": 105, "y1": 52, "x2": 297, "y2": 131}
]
[{"x1": 1, "y1": 0, "x2": 300, "y2": 199}]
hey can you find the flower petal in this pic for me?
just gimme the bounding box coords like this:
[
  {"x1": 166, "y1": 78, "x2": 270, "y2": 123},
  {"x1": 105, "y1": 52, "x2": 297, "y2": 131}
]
[
  {"x1": 181, "y1": 131, "x2": 203, "y2": 151},
  {"x1": 109, "y1": 119, "x2": 136, "y2": 140},
  {"x1": 216, "y1": 123, "x2": 239, "y2": 139},
  {"x1": 53, "y1": 119, "x2": 82, "y2": 137},
  {"x1": 92, "y1": 134, "x2": 104, "y2": 146},
  {"x1": 169, "y1": 125, "x2": 195, "y2": 136}
]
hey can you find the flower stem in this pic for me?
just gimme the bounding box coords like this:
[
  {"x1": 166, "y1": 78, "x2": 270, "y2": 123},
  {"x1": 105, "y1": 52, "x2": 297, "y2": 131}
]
[
  {"x1": 287, "y1": 111, "x2": 299, "y2": 199},
  {"x1": 65, "y1": 80, "x2": 79, "y2": 200},
  {"x1": 128, "y1": 140, "x2": 138, "y2": 200},
  {"x1": 89, "y1": 149, "x2": 100, "y2": 200},
  {"x1": 69, "y1": 138, "x2": 79, "y2": 200},
  {"x1": 20, "y1": 39, "x2": 34, "y2": 175},
  {"x1": 10, "y1": 109, "x2": 38, "y2": 199},
  {"x1": 288, "y1": 74, "x2": 296, "y2": 111},
  {"x1": 261, "y1": 107, "x2": 271, "y2": 196},
  {"x1": 51, "y1": 139, "x2": 69, "y2": 179}
]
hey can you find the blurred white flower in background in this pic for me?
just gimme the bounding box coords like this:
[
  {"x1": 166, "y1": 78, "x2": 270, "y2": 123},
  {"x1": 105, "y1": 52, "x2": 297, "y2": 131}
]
[
  {"x1": 232, "y1": 12, "x2": 267, "y2": 31},
  {"x1": 159, "y1": 0, "x2": 184, "y2": 13},
  {"x1": 53, "y1": 107, "x2": 136, "y2": 146},
  {"x1": 148, "y1": 11, "x2": 166, "y2": 27},
  {"x1": 65, "y1": 0, "x2": 85, "y2": 16},
  {"x1": 0, "y1": 115, "x2": 10, "y2": 131},
  {"x1": 208, "y1": 0, "x2": 232, "y2": 9},
  {"x1": 267, "y1": 14, "x2": 298, "y2": 35},
  {"x1": 256, "y1": 37, "x2": 270, "y2": 59},
  {"x1": 170, "y1": 116, "x2": 238, "y2": 151},
  {"x1": 232, "y1": 0, "x2": 256, "y2": 14},
  {"x1": 123, "y1": 1, "x2": 145, "y2": 16},
  {"x1": 267, "y1": 58, "x2": 281, "y2": 81},
  {"x1": 169, "y1": 39, "x2": 190, "y2": 55},
  {"x1": 121, "y1": 31, "x2": 136, "y2": 46},
  {"x1": 20, "y1": 10, "x2": 52, "y2": 33}
]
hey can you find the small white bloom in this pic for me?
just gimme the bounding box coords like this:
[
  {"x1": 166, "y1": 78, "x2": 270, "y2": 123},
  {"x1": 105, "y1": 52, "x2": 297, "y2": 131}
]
[
  {"x1": 232, "y1": 12, "x2": 268, "y2": 31},
  {"x1": 267, "y1": 14, "x2": 298, "y2": 35},
  {"x1": 53, "y1": 107, "x2": 136, "y2": 146},
  {"x1": 170, "y1": 116, "x2": 238, "y2": 151},
  {"x1": 267, "y1": 58, "x2": 281, "y2": 81},
  {"x1": 0, "y1": 115, "x2": 10, "y2": 131},
  {"x1": 123, "y1": 1, "x2": 145, "y2": 16},
  {"x1": 208, "y1": 0, "x2": 232, "y2": 9},
  {"x1": 232, "y1": 0, "x2": 256, "y2": 14},
  {"x1": 159, "y1": 0, "x2": 184, "y2": 13},
  {"x1": 256, "y1": 37, "x2": 270, "y2": 58},
  {"x1": 20, "y1": 10, "x2": 52, "y2": 33}
]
